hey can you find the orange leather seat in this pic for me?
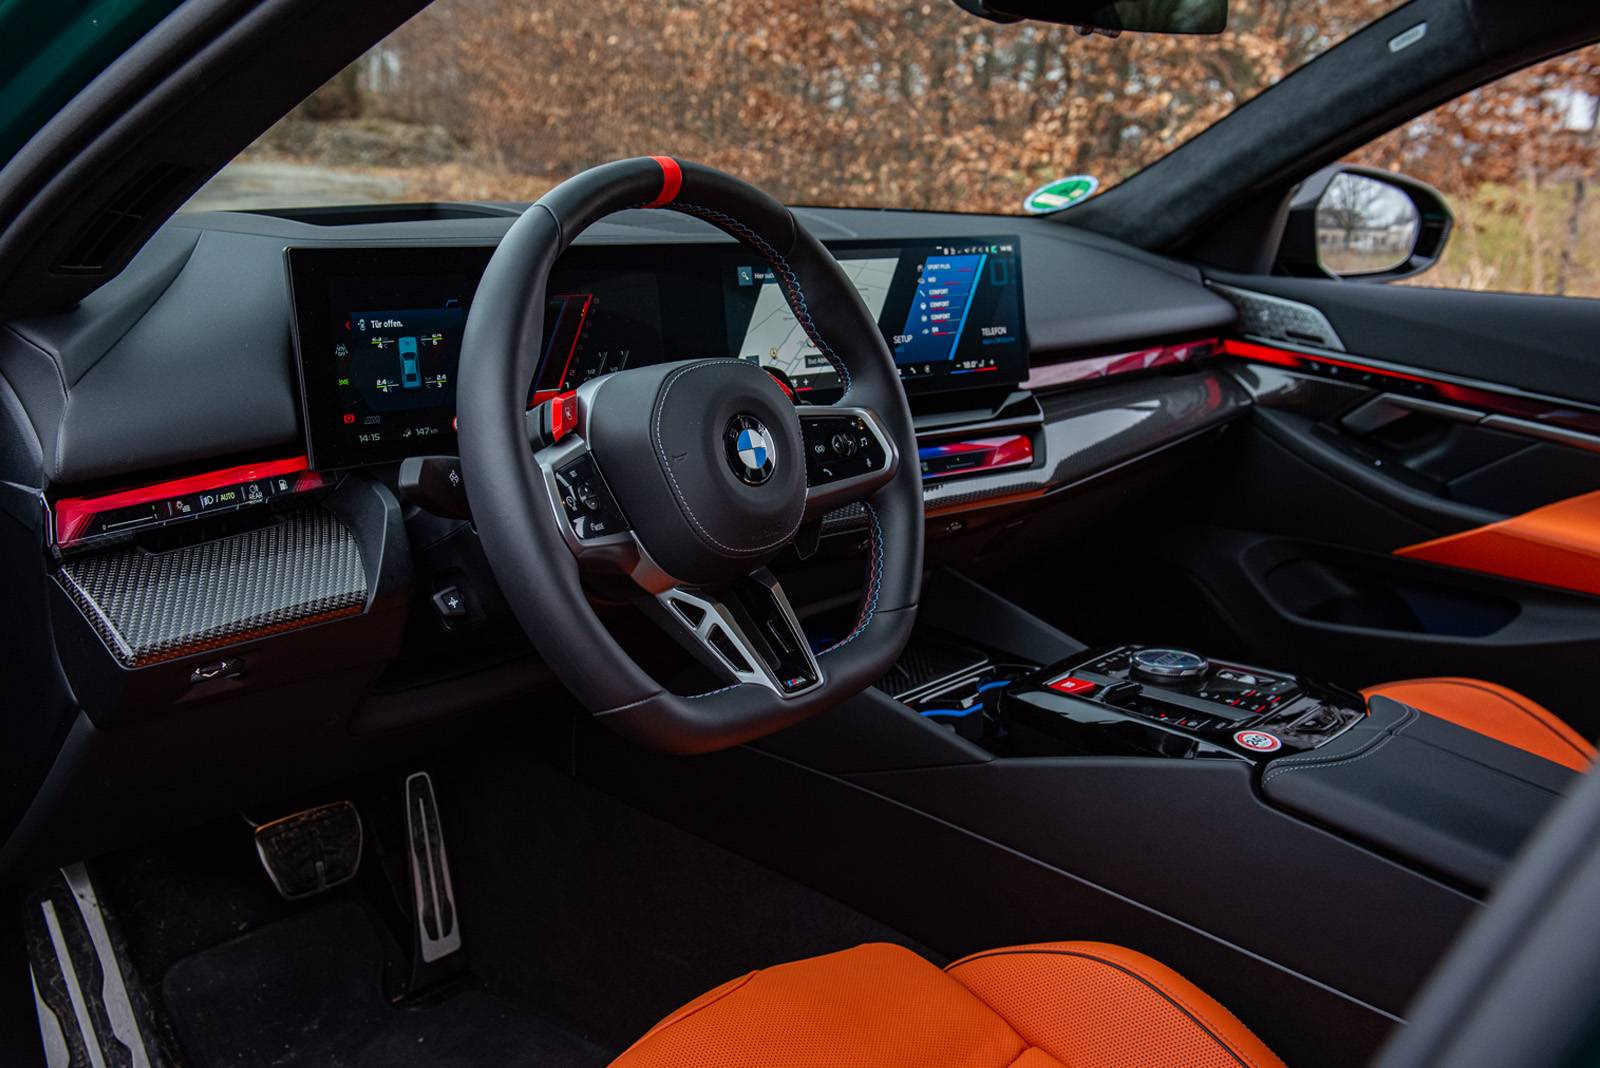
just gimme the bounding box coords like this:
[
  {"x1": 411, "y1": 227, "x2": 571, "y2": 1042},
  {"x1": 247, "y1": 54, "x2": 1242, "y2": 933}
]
[
  {"x1": 1363, "y1": 677, "x2": 1594, "y2": 773},
  {"x1": 609, "y1": 941, "x2": 1285, "y2": 1068}
]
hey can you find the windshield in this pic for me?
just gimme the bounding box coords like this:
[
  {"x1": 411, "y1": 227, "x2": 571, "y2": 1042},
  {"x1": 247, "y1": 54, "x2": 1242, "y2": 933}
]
[{"x1": 191, "y1": 0, "x2": 1409, "y2": 215}]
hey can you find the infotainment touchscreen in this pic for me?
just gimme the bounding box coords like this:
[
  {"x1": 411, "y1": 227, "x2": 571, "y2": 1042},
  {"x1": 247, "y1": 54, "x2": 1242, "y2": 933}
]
[
  {"x1": 288, "y1": 235, "x2": 1027, "y2": 470},
  {"x1": 724, "y1": 237, "x2": 1026, "y2": 394}
]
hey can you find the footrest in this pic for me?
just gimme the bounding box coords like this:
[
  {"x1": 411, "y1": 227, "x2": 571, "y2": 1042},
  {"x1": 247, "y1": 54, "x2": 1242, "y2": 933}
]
[
  {"x1": 26, "y1": 864, "x2": 157, "y2": 1068},
  {"x1": 405, "y1": 772, "x2": 462, "y2": 963},
  {"x1": 254, "y1": 801, "x2": 364, "y2": 900}
]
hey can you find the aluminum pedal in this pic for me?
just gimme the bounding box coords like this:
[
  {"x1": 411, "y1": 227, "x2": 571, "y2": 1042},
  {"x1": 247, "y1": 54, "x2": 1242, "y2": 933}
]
[
  {"x1": 405, "y1": 772, "x2": 462, "y2": 963},
  {"x1": 253, "y1": 801, "x2": 364, "y2": 900},
  {"x1": 26, "y1": 864, "x2": 156, "y2": 1068}
]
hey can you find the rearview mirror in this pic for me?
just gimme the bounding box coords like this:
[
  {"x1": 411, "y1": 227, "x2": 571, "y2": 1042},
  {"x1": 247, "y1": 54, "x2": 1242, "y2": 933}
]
[
  {"x1": 953, "y1": 0, "x2": 1227, "y2": 34},
  {"x1": 1277, "y1": 166, "x2": 1454, "y2": 282}
]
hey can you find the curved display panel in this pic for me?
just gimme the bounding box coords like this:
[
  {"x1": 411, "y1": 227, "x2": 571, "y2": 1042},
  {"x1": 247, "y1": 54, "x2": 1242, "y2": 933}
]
[{"x1": 287, "y1": 238, "x2": 1027, "y2": 470}]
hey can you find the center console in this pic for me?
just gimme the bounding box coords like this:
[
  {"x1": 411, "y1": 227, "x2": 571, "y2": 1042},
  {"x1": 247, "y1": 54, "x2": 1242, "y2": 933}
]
[
  {"x1": 859, "y1": 591, "x2": 1573, "y2": 897},
  {"x1": 1004, "y1": 645, "x2": 1366, "y2": 762}
]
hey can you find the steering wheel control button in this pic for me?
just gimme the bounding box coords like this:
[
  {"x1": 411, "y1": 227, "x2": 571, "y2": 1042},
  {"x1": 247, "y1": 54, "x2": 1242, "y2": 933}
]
[
  {"x1": 725, "y1": 414, "x2": 777, "y2": 486},
  {"x1": 1234, "y1": 729, "x2": 1283, "y2": 754},
  {"x1": 802, "y1": 414, "x2": 888, "y2": 485},
  {"x1": 554, "y1": 454, "x2": 628, "y2": 539},
  {"x1": 1048, "y1": 676, "x2": 1099, "y2": 697}
]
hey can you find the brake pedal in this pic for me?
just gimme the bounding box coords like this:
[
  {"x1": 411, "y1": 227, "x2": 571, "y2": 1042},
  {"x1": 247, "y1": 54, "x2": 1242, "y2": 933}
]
[
  {"x1": 405, "y1": 772, "x2": 462, "y2": 964},
  {"x1": 254, "y1": 801, "x2": 364, "y2": 900}
]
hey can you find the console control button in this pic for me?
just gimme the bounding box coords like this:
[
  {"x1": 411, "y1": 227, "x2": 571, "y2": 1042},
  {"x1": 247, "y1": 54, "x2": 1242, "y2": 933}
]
[
  {"x1": 1234, "y1": 729, "x2": 1283, "y2": 753},
  {"x1": 1131, "y1": 648, "x2": 1210, "y2": 680},
  {"x1": 1048, "y1": 676, "x2": 1098, "y2": 697}
]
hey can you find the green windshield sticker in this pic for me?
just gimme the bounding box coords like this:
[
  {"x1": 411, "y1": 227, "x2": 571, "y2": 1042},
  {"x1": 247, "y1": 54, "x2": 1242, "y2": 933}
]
[{"x1": 1023, "y1": 176, "x2": 1099, "y2": 215}]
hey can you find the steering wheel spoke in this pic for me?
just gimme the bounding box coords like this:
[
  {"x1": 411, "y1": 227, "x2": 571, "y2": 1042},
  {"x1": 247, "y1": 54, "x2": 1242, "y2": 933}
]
[
  {"x1": 536, "y1": 432, "x2": 682, "y2": 594},
  {"x1": 655, "y1": 571, "x2": 823, "y2": 697},
  {"x1": 800, "y1": 405, "x2": 900, "y2": 519}
]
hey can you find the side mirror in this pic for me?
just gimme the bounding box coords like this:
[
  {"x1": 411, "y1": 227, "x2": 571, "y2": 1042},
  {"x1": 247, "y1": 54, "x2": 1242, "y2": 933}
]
[{"x1": 1278, "y1": 165, "x2": 1453, "y2": 282}]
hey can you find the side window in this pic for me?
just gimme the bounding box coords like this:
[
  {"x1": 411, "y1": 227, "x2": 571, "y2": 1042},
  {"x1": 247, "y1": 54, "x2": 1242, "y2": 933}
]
[{"x1": 1346, "y1": 45, "x2": 1600, "y2": 297}]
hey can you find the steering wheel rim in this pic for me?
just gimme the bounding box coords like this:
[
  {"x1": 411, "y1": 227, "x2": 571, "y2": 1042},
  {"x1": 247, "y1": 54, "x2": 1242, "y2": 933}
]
[{"x1": 457, "y1": 157, "x2": 924, "y2": 753}]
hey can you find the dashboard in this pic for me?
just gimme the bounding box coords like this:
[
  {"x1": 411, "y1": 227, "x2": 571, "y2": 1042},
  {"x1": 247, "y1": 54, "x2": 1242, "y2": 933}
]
[
  {"x1": 0, "y1": 201, "x2": 1247, "y2": 871},
  {"x1": 287, "y1": 237, "x2": 1028, "y2": 470},
  {"x1": 3, "y1": 204, "x2": 1242, "y2": 558}
]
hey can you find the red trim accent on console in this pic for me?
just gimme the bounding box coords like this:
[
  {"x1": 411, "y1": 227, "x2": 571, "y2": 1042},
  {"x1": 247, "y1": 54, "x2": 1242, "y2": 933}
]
[
  {"x1": 645, "y1": 156, "x2": 683, "y2": 208},
  {"x1": 55, "y1": 456, "x2": 313, "y2": 546}
]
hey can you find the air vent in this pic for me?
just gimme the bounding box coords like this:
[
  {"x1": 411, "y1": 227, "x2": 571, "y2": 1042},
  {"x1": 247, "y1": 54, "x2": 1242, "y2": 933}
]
[
  {"x1": 246, "y1": 203, "x2": 519, "y2": 226},
  {"x1": 56, "y1": 162, "x2": 196, "y2": 272}
]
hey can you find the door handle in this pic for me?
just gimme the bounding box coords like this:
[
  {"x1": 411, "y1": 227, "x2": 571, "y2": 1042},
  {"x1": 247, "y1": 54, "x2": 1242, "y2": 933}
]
[{"x1": 1340, "y1": 393, "x2": 1484, "y2": 436}]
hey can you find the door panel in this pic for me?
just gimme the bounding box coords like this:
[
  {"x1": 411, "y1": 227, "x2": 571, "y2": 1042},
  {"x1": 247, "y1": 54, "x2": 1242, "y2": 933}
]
[
  {"x1": 1144, "y1": 274, "x2": 1600, "y2": 737},
  {"x1": 1211, "y1": 273, "x2": 1600, "y2": 407}
]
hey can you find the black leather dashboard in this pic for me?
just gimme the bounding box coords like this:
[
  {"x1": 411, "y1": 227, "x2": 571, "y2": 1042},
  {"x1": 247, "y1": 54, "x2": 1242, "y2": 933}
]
[{"x1": 0, "y1": 205, "x2": 1236, "y2": 489}]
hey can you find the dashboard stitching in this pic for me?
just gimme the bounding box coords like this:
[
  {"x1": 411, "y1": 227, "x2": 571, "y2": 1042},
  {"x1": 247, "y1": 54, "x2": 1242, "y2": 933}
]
[
  {"x1": 821, "y1": 501, "x2": 882, "y2": 655},
  {"x1": 663, "y1": 203, "x2": 853, "y2": 391},
  {"x1": 652, "y1": 360, "x2": 803, "y2": 556}
]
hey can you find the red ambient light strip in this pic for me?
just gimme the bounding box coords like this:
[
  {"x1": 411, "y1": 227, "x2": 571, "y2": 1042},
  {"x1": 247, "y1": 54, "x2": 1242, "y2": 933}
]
[{"x1": 55, "y1": 456, "x2": 317, "y2": 546}]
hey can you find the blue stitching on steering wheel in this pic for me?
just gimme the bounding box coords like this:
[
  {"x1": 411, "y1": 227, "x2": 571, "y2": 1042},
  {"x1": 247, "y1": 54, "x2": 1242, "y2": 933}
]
[{"x1": 821, "y1": 502, "x2": 882, "y2": 655}]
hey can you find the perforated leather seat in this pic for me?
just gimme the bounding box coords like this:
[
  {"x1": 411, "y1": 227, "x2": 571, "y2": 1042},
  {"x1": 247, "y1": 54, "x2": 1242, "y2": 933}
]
[
  {"x1": 1363, "y1": 677, "x2": 1594, "y2": 772},
  {"x1": 609, "y1": 941, "x2": 1285, "y2": 1068}
]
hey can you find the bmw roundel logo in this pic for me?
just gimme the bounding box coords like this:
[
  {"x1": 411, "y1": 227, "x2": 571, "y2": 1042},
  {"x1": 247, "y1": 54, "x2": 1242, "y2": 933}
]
[{"x1": 725, "y1": 414, "x2": 776, "y2": 485}]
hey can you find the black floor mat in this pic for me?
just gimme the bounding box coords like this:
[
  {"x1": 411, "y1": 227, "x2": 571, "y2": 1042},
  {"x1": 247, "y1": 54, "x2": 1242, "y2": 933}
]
[
  {"x1": 437, "y1": 745, "x2": 931, "y2": 1052},
  {"x1": 163, "y1": 899, "x2": 607, "y2": 1068}
]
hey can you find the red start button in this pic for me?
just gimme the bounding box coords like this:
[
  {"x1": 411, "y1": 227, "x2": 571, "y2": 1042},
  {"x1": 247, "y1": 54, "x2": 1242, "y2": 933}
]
[{"x1": 1048, "y1": 676, "x2": 1098, "y2": 697}]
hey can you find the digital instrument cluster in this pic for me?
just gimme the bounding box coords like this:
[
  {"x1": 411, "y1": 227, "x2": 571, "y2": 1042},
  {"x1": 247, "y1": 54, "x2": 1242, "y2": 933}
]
[{"x1": 288, "y1": 236, "x2": 1027, "y2": 470}]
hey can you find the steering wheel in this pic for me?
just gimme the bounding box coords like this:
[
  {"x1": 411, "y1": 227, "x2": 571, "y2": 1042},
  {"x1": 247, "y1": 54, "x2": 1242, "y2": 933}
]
[{"x1": 456, "y1": 157, "x2": 924, "y2": 753}]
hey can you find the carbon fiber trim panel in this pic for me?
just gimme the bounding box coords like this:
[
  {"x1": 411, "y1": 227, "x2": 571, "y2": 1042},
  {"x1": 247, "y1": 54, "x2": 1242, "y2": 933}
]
[
  {"x1": 1208, "y1": 283, "x2": 1346, "y2": 351},
  {"x1": 57, "y1": 507, "x2": 368, "y2": 667}
]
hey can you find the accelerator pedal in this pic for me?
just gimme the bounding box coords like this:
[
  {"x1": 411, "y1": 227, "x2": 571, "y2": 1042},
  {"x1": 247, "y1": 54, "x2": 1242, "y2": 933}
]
[
  {"x1": 405, "y1": 772, "x2": 462, "y2": 965},
  {"x1": 253, "y1": 801, "x2": 364, "y2": 900}
]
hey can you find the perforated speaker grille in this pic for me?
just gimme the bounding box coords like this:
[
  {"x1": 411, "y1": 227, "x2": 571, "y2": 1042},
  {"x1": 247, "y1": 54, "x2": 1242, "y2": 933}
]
[{"x1": 57, "y1": 507, "x2": 367, "y2": 667}]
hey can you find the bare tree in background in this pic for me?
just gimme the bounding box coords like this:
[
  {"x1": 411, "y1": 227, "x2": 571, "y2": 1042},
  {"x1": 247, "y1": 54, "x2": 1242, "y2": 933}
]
[{"x1": 246, "y1": 0, "x2": 1600, "y2": 295}]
